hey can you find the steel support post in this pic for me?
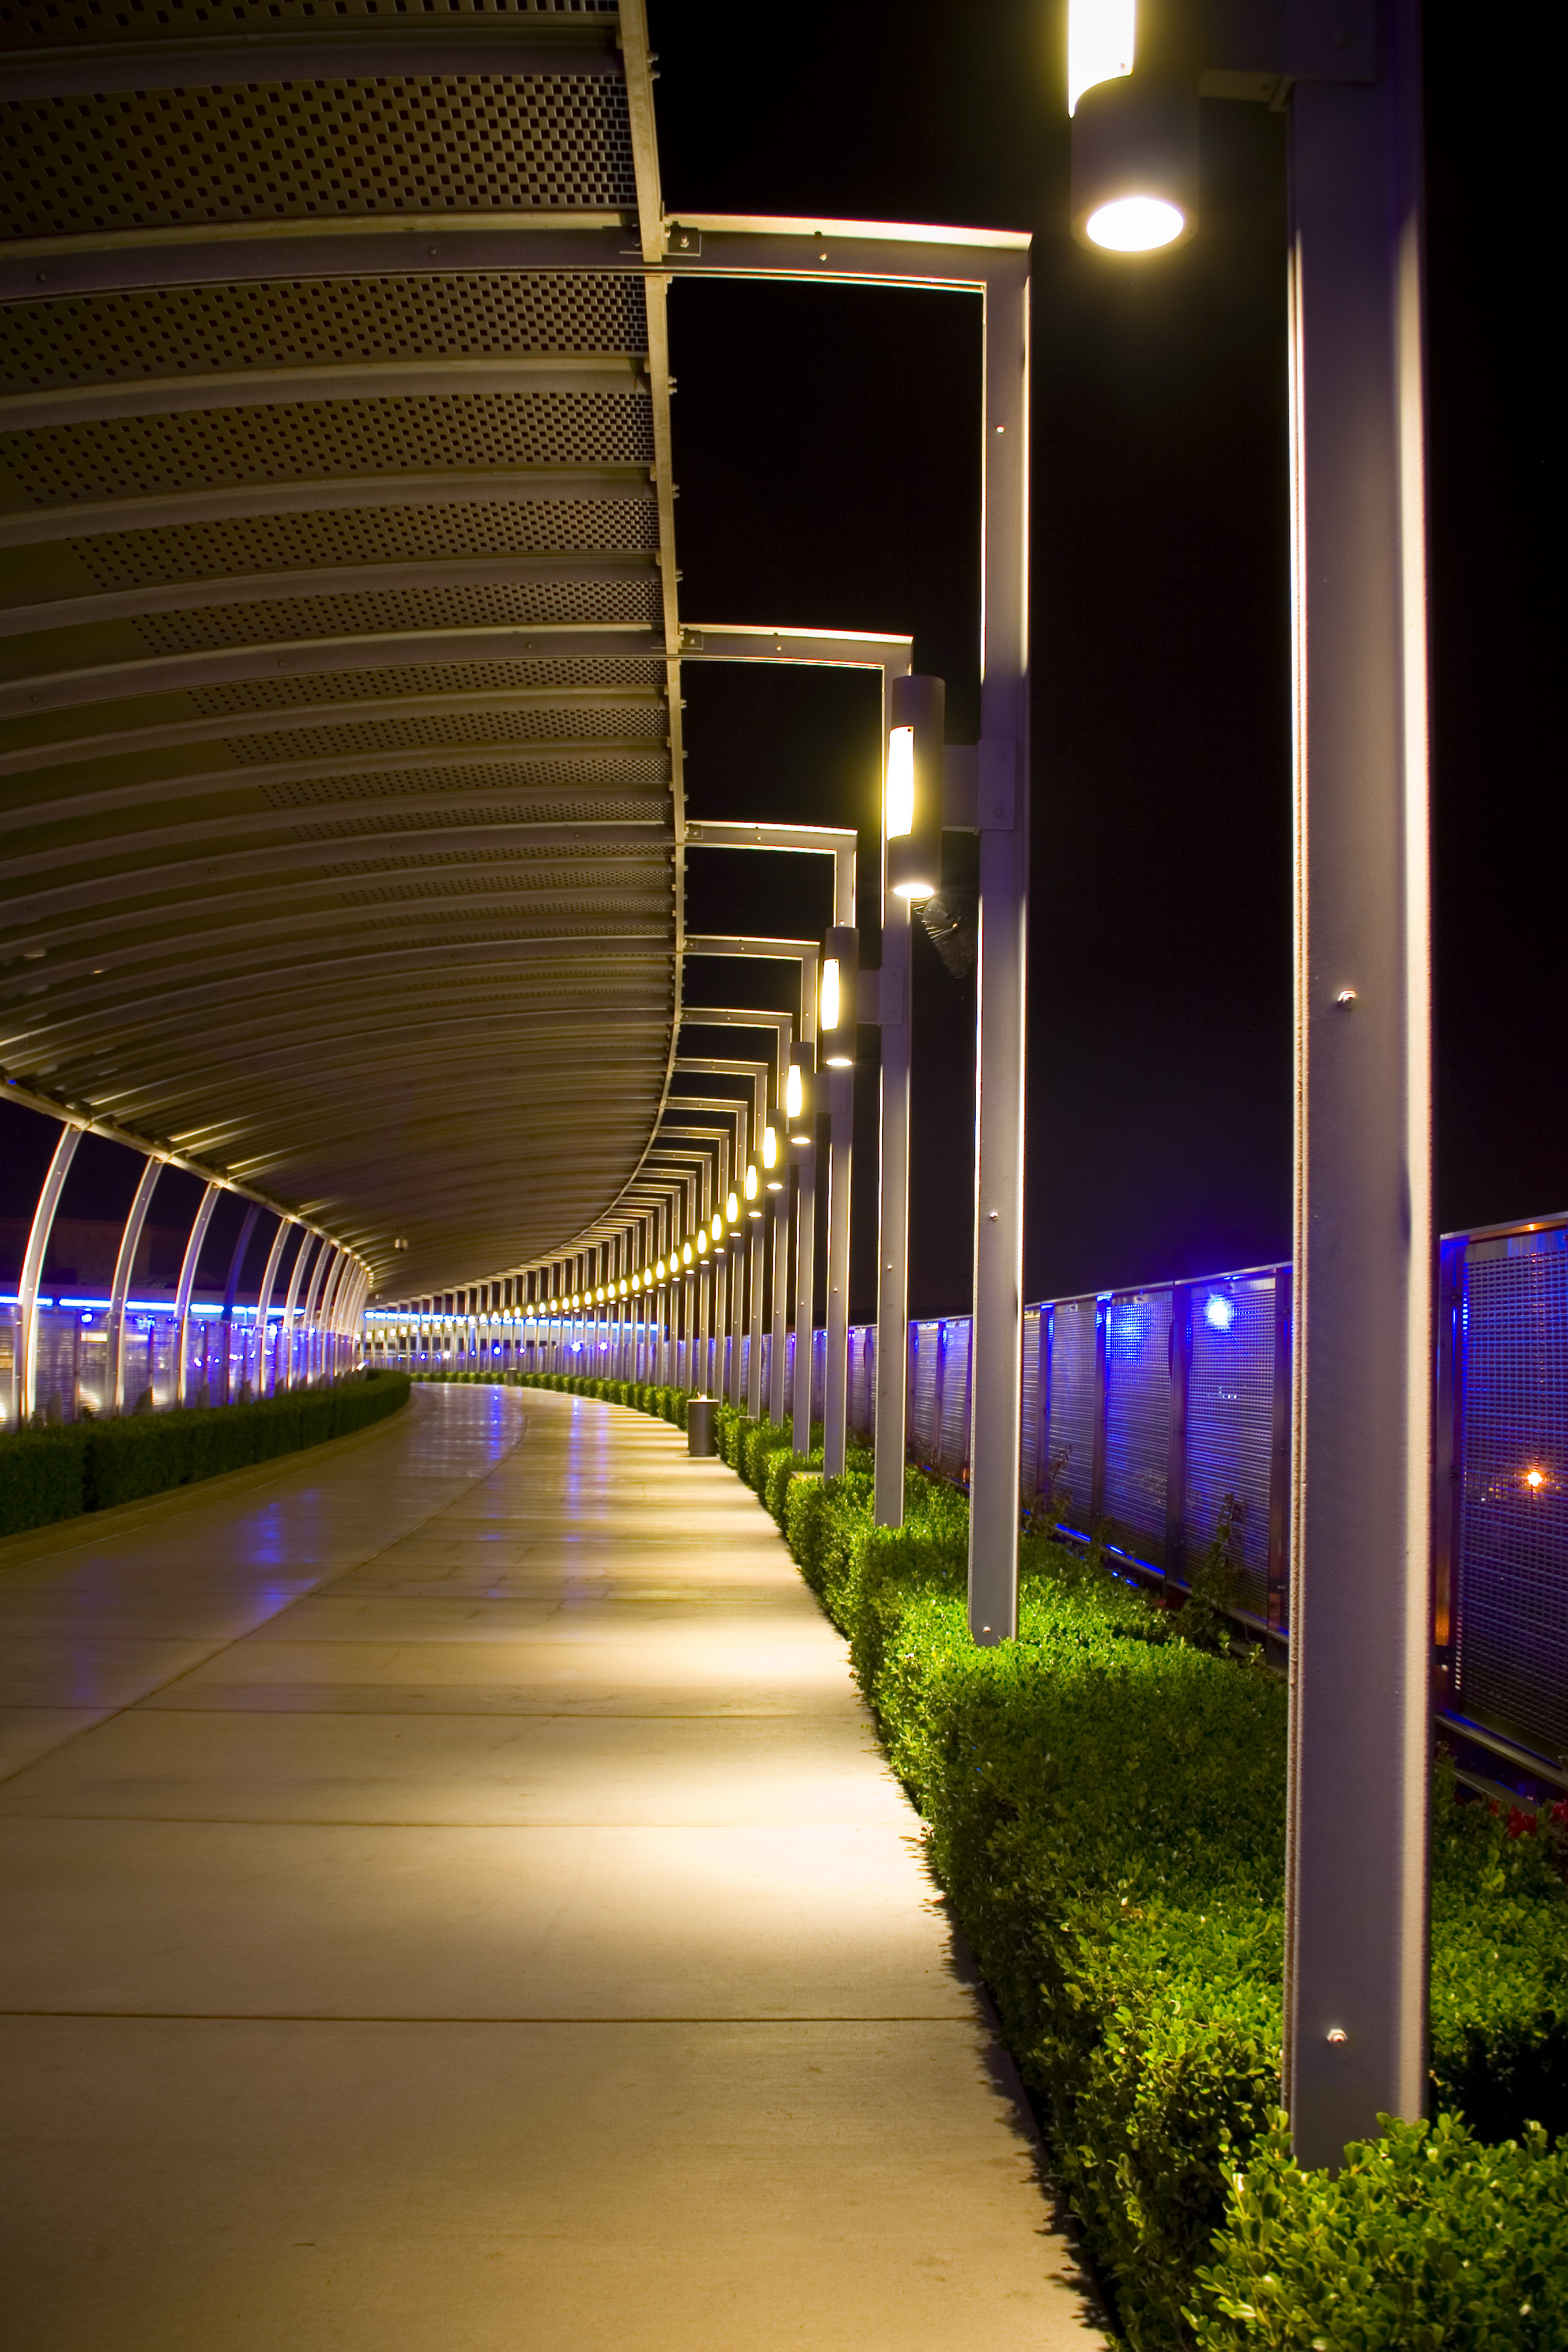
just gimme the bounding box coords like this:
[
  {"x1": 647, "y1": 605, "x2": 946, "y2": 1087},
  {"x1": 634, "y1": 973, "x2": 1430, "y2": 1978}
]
[
  {"x1": 172, "y1": 1182, "x2": 221, "y2": 1408},
  {"x1": 769, "y1": 1182, "x2": 791, "y2": 1426},
  {"x1": 1283, "y1": 0, "x2": 1433, "y2": 2168},
  {"x1": 276, "y1": 1230, "x2": 319, "y2": 1391},
  {"x1": 14, "y1": 1120, "x2": 81, "y2": 1426},
  {"x1": 821, "y1": 1066, "x2": 854, "y2": 1477},
  {"x1": 746, "y1": 1218, "x2": 766, "y2": 1417},
  {"x1": 792, "y1": 1141, "x2": 817, "y2": 1456},
  {"x1": 107, "y1": 1153, "x2": 161, "y2": 1414},
  {"x1": 727, "y1": 1237, "x2": 744, "y2": 1405},
  {"x1": 874, "y1": 892, "x2": 912, "y2": 1524},
  {"x1": 967, "y1": 256, "x2": 1031, "y2": 1646}
]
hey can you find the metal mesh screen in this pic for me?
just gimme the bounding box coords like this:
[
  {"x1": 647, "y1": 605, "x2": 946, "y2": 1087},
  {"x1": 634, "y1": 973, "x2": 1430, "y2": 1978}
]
[
  {"x1": 2, "y1": 395, "x2": 653, "y2": 503},
  {"x1": 132, "y1": 572, "x2": 659, "y2": 653},
  {"x1": 194, "y1": 657, "x2": 661, "y2": 716},
  {"x1": 233, "y1": 705, "x2": 664, "y2": 763},
  {"x1": 1020, "y1": 1305, "x2": 1041, "y2": 1500},
  {"x1": 0, "y1": 79, "x2": 637, "y2": 240},
  {"x1": 1047, "y1": 1298, "x2": 1096, "y2": 1535},
  {"x1": 3, "y1": 276, "x2": 648, "y2": 393},
  {"x1": 71, "y1": 502, "x2": 660, "y2": 589},
  {"x1": 1186, "y1": 1274, "x2": 1275, "y2": 1610},
  {"x1": 938, "y1": 1320, "x2": 970, "y2": 1482},
  {"x1": 0, "y1": 0, "x2": 619, "y2": 46},
  {"x1": 1454, "y1": 1231, "x2": 1568, "y2": 1754},
  {"x1": 1103, "y1": 1288, "x2": 1171, "y2": 1566},
  {"x1": 909, "y1": 1321, "x2": 939, "y2": 1460}
]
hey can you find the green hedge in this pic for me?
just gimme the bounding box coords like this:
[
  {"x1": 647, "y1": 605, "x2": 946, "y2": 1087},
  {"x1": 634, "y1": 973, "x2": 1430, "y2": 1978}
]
[
  {"x1": 512, "y1": 1373, "x2": 1568, "y2": 2349},
  {"x1": 0, "y1": 1372, "x2": 411, "y2": 1537}
]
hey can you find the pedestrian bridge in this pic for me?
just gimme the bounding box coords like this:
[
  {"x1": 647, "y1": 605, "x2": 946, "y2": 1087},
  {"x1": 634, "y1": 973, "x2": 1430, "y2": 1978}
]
[{"x1": 0, "y1": 1381, "x2": 1098, "y2": 2350}]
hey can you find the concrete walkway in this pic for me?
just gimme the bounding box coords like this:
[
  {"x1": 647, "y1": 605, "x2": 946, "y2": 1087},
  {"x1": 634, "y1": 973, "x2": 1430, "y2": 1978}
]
[{"x1": 0, "y1": 1384, "x2": 1102, "y2": 2349}]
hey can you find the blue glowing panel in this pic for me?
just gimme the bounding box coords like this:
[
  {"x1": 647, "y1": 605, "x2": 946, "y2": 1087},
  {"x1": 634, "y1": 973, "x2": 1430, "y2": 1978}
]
[
  {"x1": 847, "y1": 1328, "x2": 870, "y2": 1436},
  {"x1": 1046, "y1": 1297, "x2": 1096, "y2": 1534},
  {"x1": 910, "y1": 1322, "x2": 940, "y2": 1460},
  {"x1": 1455, "y1": 1228, "x2": 1568, "y2": 1756},
  {"x1": 1020, "y1": 1307, "x2": 1041, "y2": 1500},
  {"x1": 1186, "y1": 1275, "x2": 1275, "y2": 1612},
  {"x1": 1103, "y1": 1290, "x2": 1171, "y2": 1567},
  {"x1": 938, "y1": 1318, "x2": 972, "y2": 1482}
]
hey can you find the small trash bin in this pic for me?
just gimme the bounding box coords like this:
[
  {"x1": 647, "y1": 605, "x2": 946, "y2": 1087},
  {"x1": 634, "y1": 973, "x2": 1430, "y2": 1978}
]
[{"x1": 687, "y1": 1396, "x2": 716, "y2": 1457}]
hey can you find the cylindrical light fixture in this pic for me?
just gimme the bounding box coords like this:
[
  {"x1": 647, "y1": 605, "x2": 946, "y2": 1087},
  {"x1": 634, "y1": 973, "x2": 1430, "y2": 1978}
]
[
  {"x1": 819, "y1": 923, "x2": 859, "y2": 1068},
  {"x1": 696, "y1": 1227, "x2": 708, "y2": 1256},
  {"x1": 1069, "y1": 0, "x2": 1197, "y2": 263},
  {"x1": 761, "y1": 1122, "x2": 779, "y2": 1172},
  {"x1": 726, "y1": 1190, "x2": 740, "y2": 1226},
  {"x1": 711, "y1": 1212, "x2": 723, "y2": 1243},
  {"x1": 681, "y1": 1241, "x2": 693, "y2": 1267},
  {"x1": 885, "y1": 674, "x2": 944, "y2": 902},
  {"x1": 786, "y1": 1047, "x2": 813, "y2": 1138},
  {"x1": 744, "y1": 1163, "x2": 760, "y2": 1203}
]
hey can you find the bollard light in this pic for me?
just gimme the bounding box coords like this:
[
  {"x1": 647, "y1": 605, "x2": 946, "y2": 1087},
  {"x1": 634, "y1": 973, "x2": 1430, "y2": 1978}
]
[
  {"x1": 1068, "y1": 0, "x2": 1196, "y2": 255},
  {"x1": 885, "y1": 674, "x2": 944, "y2": 901},
  {"x1": 819, "y1": 923, "x2": 859, "y2": 1067}
]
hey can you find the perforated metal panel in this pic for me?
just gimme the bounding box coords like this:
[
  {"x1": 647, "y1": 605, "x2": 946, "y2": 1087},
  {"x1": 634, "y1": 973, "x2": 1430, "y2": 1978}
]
[
  {"x1": 288, "y1": 791, "x2": 668, "y2": 838},
  {"x1": 131, "y1": 574, "x2": 658, "y2": 653},
  {"x1": 3, "y1": 276, "x2": 648, "y2": 393},
  {"x1": 1, "y1": 0, "x2": 619, "y2": 45},
  {"x1": 1454, "y1": 1229, "x2": 1568, "y2": 1754},
  {"x1": 235, "y1": 705, "x2": 663, "y2": 763},
  {"x1": 938, "y1": 1319, "x2": 970, "y2": 1480},
  {"x1": 1186, "y1": 1275, "x2": 1275, "y2": 1610},
  {"x1": 909, "y1": 1320, "x2": 939, "y2": 1460},
  {"x1": 196, "y1": 656, "x2": 661, "y2": 716},
  {"x1": 1, "y1": 79, "x2": 637, "y2": 240},
  {"x1": 69, "y1": 501, "x2": 659, "y2": 590},
  {"x1": 1046, "y1": 1296, "x2": 1096, "y2": 1533},
  {"x1": 3, "y1": 395, "x2": 653, "y2": 502},
  {"x1": 1103, "y1": 1290, "x2": 1170, "y2": 1565},
  {"x1": 1020, "y1": 1305, "x2": 1041, "y2": 1500}
]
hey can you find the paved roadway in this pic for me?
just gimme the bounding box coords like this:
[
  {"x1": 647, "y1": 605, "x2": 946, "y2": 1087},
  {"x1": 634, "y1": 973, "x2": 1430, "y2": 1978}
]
[{"x1": 0, "y1": 1383, "x2": 1102, "y2": 2349}]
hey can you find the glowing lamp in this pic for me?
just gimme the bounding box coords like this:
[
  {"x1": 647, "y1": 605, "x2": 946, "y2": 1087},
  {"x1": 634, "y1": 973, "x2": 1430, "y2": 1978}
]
[
  {"x1": 762, "y1": 1122, "x2": 779, "y2": 1171},
  {"x1": 744, "y1": 1163, "x2": 760, "y2": 1203},
  {"x1": 696, "y1": 1228, "x2": 708, "y2": 1256},
  {"x1": 655, "y1": 1258, "x2": 666, "y2": 1282},
  {"x1": 726, "y1": 1190, "x2": 739, "y2": 1224},
  {"x1": 1070, "y1": 69, "x2": 1197, "y2": 254},
  {"x1": 1526, "y1": 1469, "x2": 1546, "y2": 1490},
  {"x1": 820, "y1": 923, "x2": 860, "y2": 1066},
  {"x1": 711, "y1": 1213, "x2": 723, "y2": 1242},
  {"x1": 785, "y1": 1063, "x2": 804, "y2": 1120},
  {"x1": 681, "y1": 1241, "x2": 693, "y2": 1267},
  {"x1": 885, "y1": 674, "x2": 944, "y2": 901},
  {"x1": 1205, "y1": 1294, "x2": 1235, "y2": 1333}
]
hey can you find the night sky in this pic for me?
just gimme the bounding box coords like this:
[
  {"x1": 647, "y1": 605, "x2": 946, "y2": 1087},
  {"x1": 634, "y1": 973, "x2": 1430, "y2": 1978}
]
[{"x1": 653, "y1": 0, "x2": 1558, "y2": 1322}]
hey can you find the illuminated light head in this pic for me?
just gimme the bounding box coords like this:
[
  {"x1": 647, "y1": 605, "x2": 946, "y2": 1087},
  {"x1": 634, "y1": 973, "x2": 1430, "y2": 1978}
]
[
  {"x1": 885, "y1": 724, "x2": 915, "y2": 838},
  {"x1": 1526, "y1": 1468, "x2": 1546, "y2": 1490},
  {"x1": 696, "y1": 1228, "x2": 708, "y2": 1256},
  {"x1": 1205, "y1": 1294, "x2": 1235, "y2": 1333},
  {"x1": 786, "y1": 1063, "x2": 804, "y2": 1120},
  {"x1": 1086, "y1": 194, "x2": 1186, "y2": 251},
  {"x1": 726, "y1": 1190, "x2": 739, "y2": 1224},
  {"x1": 762, "y1": 1123, "x2": 779, "y2": 1171},
  {"x1": 711, "y1": 1213, "x2": 723, "y2": 1242},
  {"x1": 681, "y1": 1241, "x2": 693, "y2": 1267},
  {"x1": 744, "y1": 1164, "x2": 760, "y2": 1202}
]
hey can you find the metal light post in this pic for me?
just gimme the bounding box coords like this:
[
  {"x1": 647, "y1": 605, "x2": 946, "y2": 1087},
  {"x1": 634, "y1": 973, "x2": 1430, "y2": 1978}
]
[
  {"x1": 817, "y1": 926, "x2": 859, "y2": 1478},
  {"x1": 1069, "y1": 0, "x2": 1435, "y2": 2168}
]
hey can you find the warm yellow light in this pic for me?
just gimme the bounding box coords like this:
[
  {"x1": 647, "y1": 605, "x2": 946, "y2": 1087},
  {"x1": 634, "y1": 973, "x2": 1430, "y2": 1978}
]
[
  {"x1": 766, "y1": 1179, "x2": 784, "y2": 1192},
  {"x1": 726, "y1": 1190, "x2": 739, "y2": 1224},
  {"x1": 696, "y1": 1228, "x2": 708, "y2": 1255},
  {"x1": 1086, "y1": 195, "x2": 1185, "y2": 251},
  {"x1": 819, "y1": 956, "x2": 840, "y2": 1032},
  {"x1": 1068, "y1": 0, "x2": 1134, "y2": 116},
  {"x1": 785, "y1": 1064, "x2": 804, "y2": 1119},
  {"x1": 655, "y1": 1258, "x2": 666, "y2": 1282},
  {"x1": 885, "y1": 723, "x2": 915, "y2": 838},
  {"x1": 711, "y1": 1213, "x2": 723, "y2": 1241},
  {"x1": 619, "y1": 1279, "x2": 628, "y2": 1298},
  {"x1": 1526, "y1": 1468, "x2": 1546, "y2": 1490},
  {"x1": 745, "y1": 1164, "x2": 759, "y2": 1201},
  {"x1": 681, "y1": 1241, "x2": 693, "y2": 1267},
  {"x1": 762, "y1": 1123, "x2": 778, "y2": 1170},
  {"x1": 595, "y1": 1286, "x2": 605, "y2": 1303}
]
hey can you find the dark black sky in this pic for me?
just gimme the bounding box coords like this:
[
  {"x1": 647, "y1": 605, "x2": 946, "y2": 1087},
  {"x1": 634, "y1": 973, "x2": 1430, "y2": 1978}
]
[{"x1": 651, "y1": 0, "x2": 1558, "y2": 1322}]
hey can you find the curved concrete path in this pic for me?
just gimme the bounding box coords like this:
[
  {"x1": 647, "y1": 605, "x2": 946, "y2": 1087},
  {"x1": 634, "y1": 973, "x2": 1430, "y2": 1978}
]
[{"x1": 0, "y1": 1384, "x2": 1102, "y2": 2349}]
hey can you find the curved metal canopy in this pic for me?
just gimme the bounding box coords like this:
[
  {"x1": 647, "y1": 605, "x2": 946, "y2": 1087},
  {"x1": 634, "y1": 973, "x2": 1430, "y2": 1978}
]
[{"x1": 0, "y1": 0, "x2": 681, "y2": 1303}]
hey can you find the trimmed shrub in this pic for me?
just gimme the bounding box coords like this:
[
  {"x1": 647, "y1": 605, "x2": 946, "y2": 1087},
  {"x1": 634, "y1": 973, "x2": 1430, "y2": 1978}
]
[{"x1": 0, "y1": 1373, "x2": 411, "y2": 1536}]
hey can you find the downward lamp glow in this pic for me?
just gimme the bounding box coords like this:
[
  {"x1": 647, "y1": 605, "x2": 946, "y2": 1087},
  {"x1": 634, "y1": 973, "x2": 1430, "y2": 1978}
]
[{"x1": 1086, "y1": 195, "x2": 1184, "y2": 250}]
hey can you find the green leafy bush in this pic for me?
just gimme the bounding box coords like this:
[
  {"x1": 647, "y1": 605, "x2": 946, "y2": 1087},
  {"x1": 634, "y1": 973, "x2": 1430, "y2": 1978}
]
[
  {"x1": 0, "y1": 1373, "x2": 411, "y2": 1535},
  {"x1": 1191, "y1": 2110, "x2": 1568, "y2": 2351}
]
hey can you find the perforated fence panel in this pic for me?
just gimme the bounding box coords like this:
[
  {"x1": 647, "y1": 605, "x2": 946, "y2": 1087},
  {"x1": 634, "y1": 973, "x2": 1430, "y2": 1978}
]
[
  {"x1": 1454, "y1": 1230, "x2": 1568, "y2": 1757},
  {"x1": 1020, "y1": 1306, "x2": 1041, "y2": 1501},
  {"x1": 1047, "y1": 1297, "x2": 1098, "y2": 1536},
  {"x1": 1103, "y1": 1290, "x2": 1171, "y2": 1566},
  {"x1": 938, "y1": 1320, "x2": 971, "y2": 1483},
  {"x1": 910, "y1": 1321, "x2": 940, "y2": 1460},
  {"x1": 1186, "y1": 1274, "x2": 1277, "y2": 1613}
]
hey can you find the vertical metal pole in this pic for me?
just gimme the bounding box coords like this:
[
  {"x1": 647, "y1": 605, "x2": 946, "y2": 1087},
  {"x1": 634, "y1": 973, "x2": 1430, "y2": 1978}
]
[
  {"x1": 874, "y1": 891, "x2": 912, "y2": 1524},
  {"x1": 107, "y1": 1154, "x2": 161, "y2": 1414},
  {"x1": 746, "y1": 1219, "x2": 765, "y2": 1418},
  {"x1": 14, "y1": 1121, "x2": 82, "y2": 1426},
  {"x1": 726, "y1": 1235, "x2": 743, "y2": 1405},
  {"x1": 792, "y1": 1143, "x2": 817, "y2": 1456},
  {"x1": 1284, "y1": 0, "x2": 1433, "y2": 2168},
  {"x1": 769, "y1": 1183, "x2": 790, "y2": 1425},
  {"x1": 276, "y1": 1229, "x2": 318, "y2": 1392},
  {"x1": 821, "y1": 1069, "x2": 853, "y2": 1475},
  {"x1": 967, "y1": 255, "x2": 1031, "y2": 1644},
  {"x1": 172, "y1": 1183, "x2": 220, "y2": 1407}
]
